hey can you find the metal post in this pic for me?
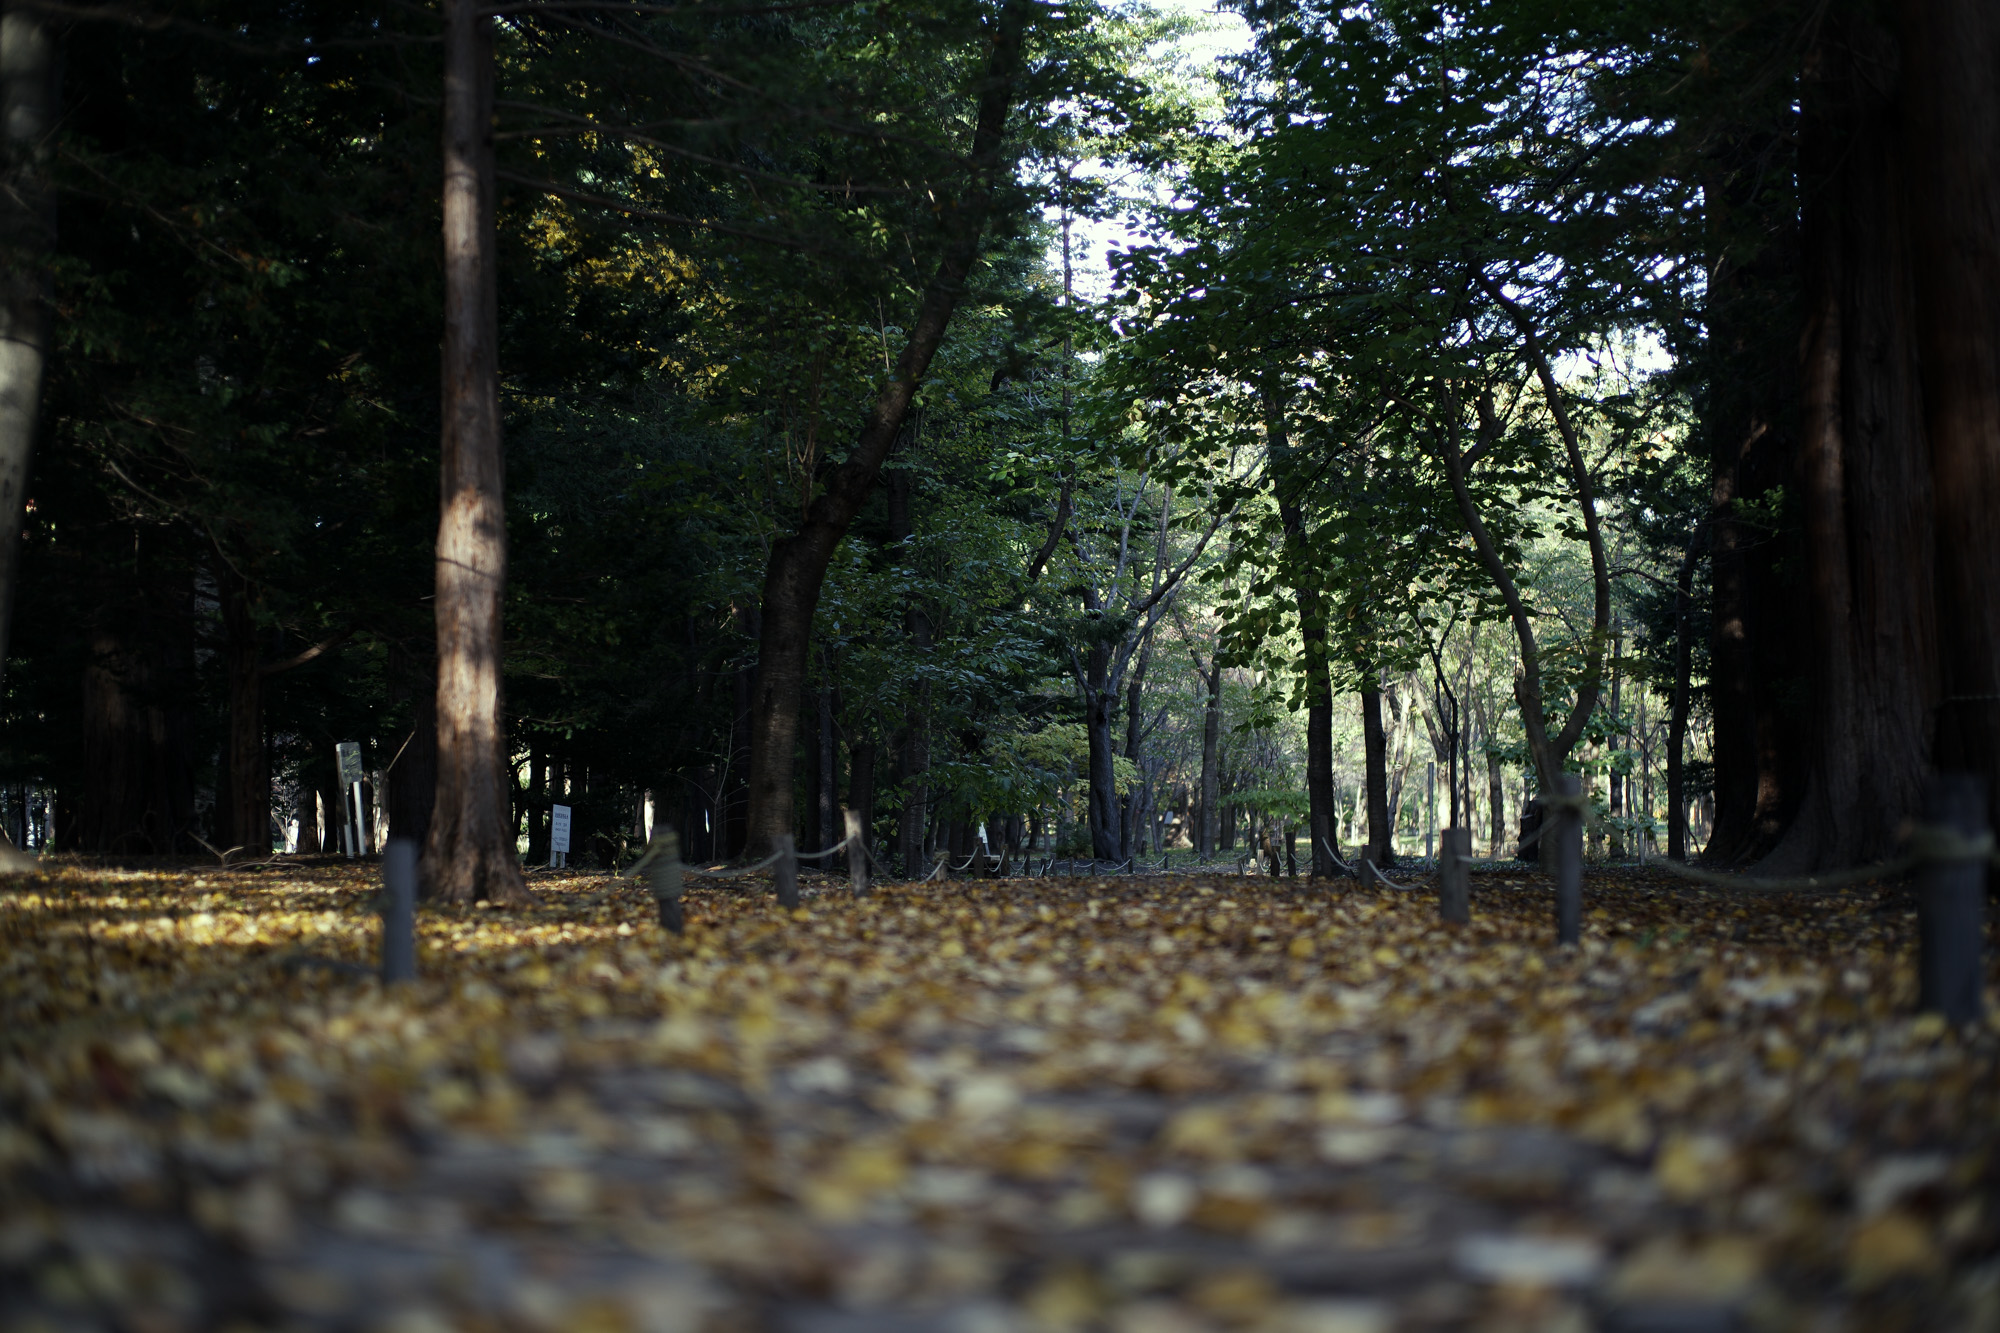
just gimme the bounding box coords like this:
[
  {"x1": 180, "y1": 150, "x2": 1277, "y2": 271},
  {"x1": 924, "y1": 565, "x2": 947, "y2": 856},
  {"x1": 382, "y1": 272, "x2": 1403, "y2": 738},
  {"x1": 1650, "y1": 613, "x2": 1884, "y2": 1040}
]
[
  {"x1": 1440, "y1": 827, "x2": 1471, "y2": 925},
  {"x1": 380, "y1": 840, "x2": 417, "y2": 982},
  {"x1": 774, "y1": 833, "x2": 799, "y2": 911},
  {"x1": 648, "y1": 828, "x2": 684, "y2": 935},
  {"x1": 1554, "y1": 773, "x2": 1582, "y2": 946},
  {"x1": 846, "y1": 809, "x2": 869, "y2": 897},
  {"x1": 1918, "y1": 774, "x2": 1987, "y2": 1025}
]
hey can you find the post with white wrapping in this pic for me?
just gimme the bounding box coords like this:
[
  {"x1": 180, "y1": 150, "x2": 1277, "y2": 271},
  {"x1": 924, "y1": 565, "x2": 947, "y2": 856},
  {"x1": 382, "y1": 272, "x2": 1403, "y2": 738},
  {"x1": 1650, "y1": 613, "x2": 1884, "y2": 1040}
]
[{"x1": 846, "y1": 809, "x2": 869, "y2": 898}]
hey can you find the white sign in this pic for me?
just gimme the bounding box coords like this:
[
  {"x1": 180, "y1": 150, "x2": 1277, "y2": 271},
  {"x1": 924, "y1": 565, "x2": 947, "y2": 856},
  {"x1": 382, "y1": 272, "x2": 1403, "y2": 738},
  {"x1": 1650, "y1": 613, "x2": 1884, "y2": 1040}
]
[
  {"x1": 550, "y1": 804, "x2": 572, "y2": 854},
  {"x1": 336, "y1": 741, "x2": 365, "y2": 786}
]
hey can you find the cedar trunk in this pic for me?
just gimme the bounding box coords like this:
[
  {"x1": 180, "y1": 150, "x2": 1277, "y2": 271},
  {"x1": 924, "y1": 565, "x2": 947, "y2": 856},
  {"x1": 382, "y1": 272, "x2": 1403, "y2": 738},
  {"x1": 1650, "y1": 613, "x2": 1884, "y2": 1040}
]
[
  {"x1": 1901, "y1": 0, "x2": 2000, "y2": 825},
  {"x1": 1700, "y1": 118, "x2": 1808, "y2": 864},
  {"x1": 425, "y1": 0, "x2": 528, "y2": 903},
  {"x1": 1761, "y1": 12, "x2": 1938, "y2": 873}
]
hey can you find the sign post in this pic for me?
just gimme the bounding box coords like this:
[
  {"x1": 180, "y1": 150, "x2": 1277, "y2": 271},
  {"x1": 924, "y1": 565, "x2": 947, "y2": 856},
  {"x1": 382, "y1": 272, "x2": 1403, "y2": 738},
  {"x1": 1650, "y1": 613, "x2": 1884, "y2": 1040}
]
[
  {"x1": 549, "y1": 803, "x2": 571, "y2": 869},
  {"x1": 336, "y1": 742, "x2": 366, "y2": 858}
]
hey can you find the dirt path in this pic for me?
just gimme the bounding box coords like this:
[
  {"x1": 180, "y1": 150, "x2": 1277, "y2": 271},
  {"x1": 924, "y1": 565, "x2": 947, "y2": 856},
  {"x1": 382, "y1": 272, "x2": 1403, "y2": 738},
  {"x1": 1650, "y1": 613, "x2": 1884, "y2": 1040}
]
[{"x1": 1, "y1": 864, "x2": 1994, "y2": 1332}]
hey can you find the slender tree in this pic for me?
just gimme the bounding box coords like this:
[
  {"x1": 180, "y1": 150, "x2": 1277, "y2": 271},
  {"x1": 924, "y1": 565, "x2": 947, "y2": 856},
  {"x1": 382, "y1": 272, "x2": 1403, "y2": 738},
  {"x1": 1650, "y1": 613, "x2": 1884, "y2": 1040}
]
[{"x1": 741, "y1": 0, "x2": 1029, "y2": 854}]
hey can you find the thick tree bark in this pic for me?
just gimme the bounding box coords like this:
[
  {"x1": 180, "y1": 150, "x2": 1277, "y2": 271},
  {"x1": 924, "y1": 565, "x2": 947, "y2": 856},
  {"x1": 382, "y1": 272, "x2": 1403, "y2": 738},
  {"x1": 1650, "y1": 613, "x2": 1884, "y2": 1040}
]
[
  {"x1": 1902, "y1": 0, "x2": 2000, "y2": 828},
  {"x1": 1361, "y1": 683, "x2": 1392, "y2": 867},
  {"x1": 1761, "y1": 12, "x2": 1938, "y2": 873},
  {"x1": 425, "y1": 0, "x2": 528, "y2": 903},
  {"x1": 741, "y1": 2, "x2": 1027, "y2": 854},
  {"x1": 0, "y1": 2, "x2": 55, "y2": 705}
]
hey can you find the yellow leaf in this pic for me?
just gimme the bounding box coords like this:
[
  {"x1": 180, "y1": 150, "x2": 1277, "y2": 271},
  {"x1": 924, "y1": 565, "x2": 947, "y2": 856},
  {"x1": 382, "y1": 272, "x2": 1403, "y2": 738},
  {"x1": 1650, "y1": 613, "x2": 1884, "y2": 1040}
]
[{"x1": 1847, "y1": 1210, "x2": 1939, "y2": 1288}]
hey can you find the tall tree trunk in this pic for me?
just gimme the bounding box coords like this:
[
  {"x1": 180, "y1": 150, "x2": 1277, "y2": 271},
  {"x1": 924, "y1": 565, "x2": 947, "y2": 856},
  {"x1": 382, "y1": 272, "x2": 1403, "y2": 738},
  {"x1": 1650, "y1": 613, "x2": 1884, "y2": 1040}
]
[
  {"x1": 1762, "y1": 12, "x2": 1938, "y2": 873},
  {"x1": 1484, "y1": 733, "x2": 1505, "y2": 855},
  {"x1": 1263, "y1": 379, "x2": 1337, "y2": 877},
  {"x1": 1084, "y1": 644, "x2": 1120, "y2": 859},
  {"x1": 1699, "y1": 113, "x2": 1808, "y2": 865},
  {"x1": 1120, "y1": 642, "x2": 1149, "y2": 861},
  {"x1": 0, "y1": 2, "x2": 55, "y2": 706},
  {"x1": 1902, "y1": 0, "x2": 2000, "y2": 827},
  {"x1": 1668, "y1": 545, "x2": 1695, "y2": 859},
  {"x1": 890, "y1": 464, "x2": 930, "y2": 877},
  {"x1": 1361, "y1": 683, "x2": 1392, "y2": 867},
  {"x1": 1607, "y1": 625, "x2": 1623, "y2": 856},
  {"x1": 220, "y1": 570, "x2": 268, "y2": 856},
  {"x1": 741, "y1": 3, "x2": 1028, "y2": 854},
  {"x1": 1197, "y1": 660, "x2": 1221, "y2": 856},
  {"x1": 425, "y1": 0, "x2": 527, "y2": 903}
]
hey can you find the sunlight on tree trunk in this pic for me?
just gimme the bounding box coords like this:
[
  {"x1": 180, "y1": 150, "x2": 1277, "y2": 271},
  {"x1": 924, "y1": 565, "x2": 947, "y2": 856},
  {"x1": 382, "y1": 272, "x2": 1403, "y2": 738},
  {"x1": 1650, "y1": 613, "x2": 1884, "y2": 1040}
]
[{"x1": 425, "y1": 0, "x2": 528, "y2": 905}]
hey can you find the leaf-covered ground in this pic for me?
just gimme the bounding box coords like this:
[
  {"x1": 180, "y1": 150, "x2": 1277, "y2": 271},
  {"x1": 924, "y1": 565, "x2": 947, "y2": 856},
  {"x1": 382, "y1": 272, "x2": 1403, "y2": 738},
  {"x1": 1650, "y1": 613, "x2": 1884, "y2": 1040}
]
[{"x1": 2, "y1": 862, "x2": 1995, "y2": 1333}]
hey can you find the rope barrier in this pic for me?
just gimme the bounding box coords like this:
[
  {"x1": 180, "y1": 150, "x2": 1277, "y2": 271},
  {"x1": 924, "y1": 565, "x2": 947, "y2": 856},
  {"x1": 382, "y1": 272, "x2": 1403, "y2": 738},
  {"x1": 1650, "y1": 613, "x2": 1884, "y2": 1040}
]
[
  {"x1": 1639, "y1": 852, "x2": 1918, "y2": 894},
  {"x1": 684, "y1": 849, "x2": 788, "y2": 880},
  {"x1": 1361, "y1": 858, "x2": 1420, "y2": 892}
]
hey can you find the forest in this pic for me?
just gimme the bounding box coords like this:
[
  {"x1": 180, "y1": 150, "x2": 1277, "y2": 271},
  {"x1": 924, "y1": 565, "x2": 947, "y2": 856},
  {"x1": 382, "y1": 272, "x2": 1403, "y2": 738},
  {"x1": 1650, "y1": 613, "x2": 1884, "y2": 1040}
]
[
  {"x1": 1, "y1": 1, "x2": 1997, "y2": 1331},
  {"x1": 0, "y1": 0, "x2": 1988, "y2": 891}
]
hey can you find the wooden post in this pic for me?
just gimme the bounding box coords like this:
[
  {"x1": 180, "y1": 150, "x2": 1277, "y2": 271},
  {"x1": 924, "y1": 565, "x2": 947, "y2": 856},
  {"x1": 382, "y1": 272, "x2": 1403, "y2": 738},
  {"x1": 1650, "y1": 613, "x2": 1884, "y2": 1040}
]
[
  {"x1": 846, "y1": 809, "x2": 869, "y2": 897},
  {"x1": 774, "y1": 833, "x2": 799, "y2": 910},
  {"x1": 380, "y1": 839, "x2": 418, "y2": 982},
  {"x1": 1918, "y1": 773, "x2": 1987, "y2": 1024},
  {"x1": 1554, "y1": 774, "x2": 1582, "y2": 946},
  {"x1": 649, "y1": 828, "x2": 684, "y2": 935},
  {"x1": 1440, "y1": 827, "x2": 1470, "y2": 925}
]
